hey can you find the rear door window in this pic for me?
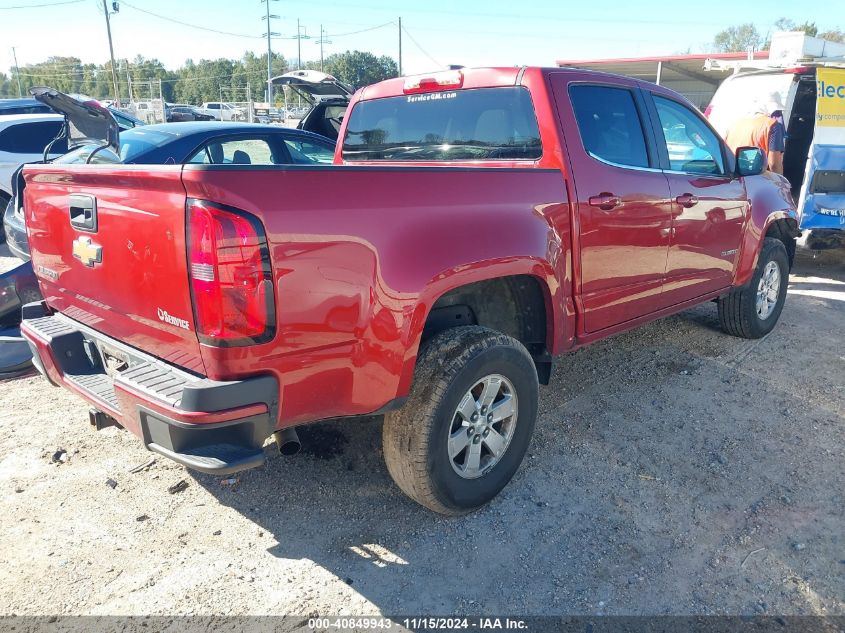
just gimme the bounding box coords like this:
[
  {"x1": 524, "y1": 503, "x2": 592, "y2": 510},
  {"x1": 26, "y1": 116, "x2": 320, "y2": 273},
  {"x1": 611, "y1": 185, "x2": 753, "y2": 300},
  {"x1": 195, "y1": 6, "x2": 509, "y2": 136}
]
[
  {"x1": 569, "y1": 85, "x2": 649, "y2": 168},
  {"x1": 187, "y1": 137, "x2": 279, "y2": 165},
  {"x1": 342, "y1": 87, "x2": 542, "y2": 161},
  {"x1": 0, "y1": 121, "x2": 67, "y2": 154}
]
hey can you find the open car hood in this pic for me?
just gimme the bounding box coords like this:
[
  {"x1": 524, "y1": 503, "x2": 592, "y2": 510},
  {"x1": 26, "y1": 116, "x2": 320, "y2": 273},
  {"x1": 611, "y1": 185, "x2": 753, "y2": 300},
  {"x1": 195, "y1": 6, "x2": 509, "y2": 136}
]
[
  {"x1": 271, "y1": 70, "x2": 353, "y2": 104},
  {"x1": 30, "y1": 87, "x2": 120, "y2": 154}
]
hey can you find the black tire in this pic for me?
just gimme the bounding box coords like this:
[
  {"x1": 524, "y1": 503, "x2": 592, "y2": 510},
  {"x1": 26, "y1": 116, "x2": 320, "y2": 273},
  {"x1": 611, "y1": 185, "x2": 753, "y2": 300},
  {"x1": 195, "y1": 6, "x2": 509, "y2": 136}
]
[
  {"x1": 18, "y1": 286, "x2": 42, "y2": 305},
  {"x1": 718, "y1": 237, "x2": 789, "y2": 339},
  {"x1": 0, "y1": 192, "x2": 10, "y2": 245},
  {"x1": 383, "y1": 326, "x2": 538, "y2": 515}
]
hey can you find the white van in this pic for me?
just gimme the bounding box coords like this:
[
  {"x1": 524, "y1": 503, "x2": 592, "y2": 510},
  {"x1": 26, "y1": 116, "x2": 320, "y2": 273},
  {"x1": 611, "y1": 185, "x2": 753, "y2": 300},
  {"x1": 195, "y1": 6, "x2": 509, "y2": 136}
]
[{"x1": 706, "y1": 37, "x2": 845, "y2": 248}]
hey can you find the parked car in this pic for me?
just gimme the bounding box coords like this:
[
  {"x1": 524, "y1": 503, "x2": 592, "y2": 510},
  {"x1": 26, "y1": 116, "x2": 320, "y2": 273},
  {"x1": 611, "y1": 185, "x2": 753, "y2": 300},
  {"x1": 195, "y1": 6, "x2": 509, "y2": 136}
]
[
  {"x1": 19, "y1": 67, "x2": 798, "y2": 514},
  {"x1": 0, "y1": 262, "x2": 38, "y2": 379},
  {"x1": 199, "y1": 102, "x2": 245, "y2": 121},
  {"x1": 254, "y1": 106, "x2": 286, "y2": 125},
  {"x1": 0, "y1": 114, "x2": 69, "y2": 235},
  {"x1": 0, "y1": 261, "x2": 39, "y2": 328},
  {"x1": 1, "y1": 89, "x2": 143, "y2": 246},
  {"x1": 5, "y1": 121, "x2": 335, "y2": 260},
  {"x1": 273, "y1": 70, "x2": 352, "y2": 140},
  {"x1": 166, "y1": 104, "x2": 215, "y2": 123},
  {"x1": 108, "y1": 107, "x2": 145, "y2": 129},
  {"x1": 706, "y1": 62, "x2": 843, "y2": 248},
  {"x1": 0, "y1": 97, "x2": 53, "y2": 116},
  {"x1": 1, "y1": 96, "x2": 144, "y2": 127}
]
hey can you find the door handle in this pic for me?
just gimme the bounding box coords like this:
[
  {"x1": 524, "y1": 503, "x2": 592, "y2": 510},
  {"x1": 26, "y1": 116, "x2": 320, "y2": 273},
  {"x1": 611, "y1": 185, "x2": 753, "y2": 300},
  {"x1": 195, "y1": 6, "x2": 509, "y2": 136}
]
[
  {"x1": 588, "y1": 193, "x2": 622, "y2": 211},
  {"x1": 69, "y1": 194, "x2": 98, "y2": 232},
  {"x1": 675, "y1": 193, "x2": 699, "y2": 208}
]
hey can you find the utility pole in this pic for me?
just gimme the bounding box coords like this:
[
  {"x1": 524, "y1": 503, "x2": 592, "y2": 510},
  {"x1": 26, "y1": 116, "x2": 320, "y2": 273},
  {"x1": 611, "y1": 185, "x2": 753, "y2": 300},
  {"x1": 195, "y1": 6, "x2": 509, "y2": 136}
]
[
  {"x1": 316, "y1": 25, "x2": 332, "y2": 72},
  {"x1": 294, "y1": 20, "x2": 310, "y2": 70},
  {"x1": 125, "y1": 59, "x2": 133, "y2": 103},
  {"x1": 101, "y1": 0, "x2": 121, "y2": 105},
  {"x1": 261, "y1": 0, "x2": 279, "y2": 104},
  {"x1": 398, "y1": 17, "x2": 403, "y2": 76},
  {"x1": 11, "y1": 47, "x2": 22, "y2": 97}
]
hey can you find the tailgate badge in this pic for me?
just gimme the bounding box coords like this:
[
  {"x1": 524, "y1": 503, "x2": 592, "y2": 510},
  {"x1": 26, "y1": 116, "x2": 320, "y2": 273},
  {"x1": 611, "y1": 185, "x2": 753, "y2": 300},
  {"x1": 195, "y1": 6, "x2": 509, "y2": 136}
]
[{"x1": 72, "y1": 236, "x2": 103, "y2": 267}]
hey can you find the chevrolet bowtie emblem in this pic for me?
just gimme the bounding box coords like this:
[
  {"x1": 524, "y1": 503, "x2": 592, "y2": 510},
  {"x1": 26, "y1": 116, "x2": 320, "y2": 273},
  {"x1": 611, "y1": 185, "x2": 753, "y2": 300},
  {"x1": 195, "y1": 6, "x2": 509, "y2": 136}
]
[{"x1": 72, "y1": 236, "x2": 103, "y2": 268}]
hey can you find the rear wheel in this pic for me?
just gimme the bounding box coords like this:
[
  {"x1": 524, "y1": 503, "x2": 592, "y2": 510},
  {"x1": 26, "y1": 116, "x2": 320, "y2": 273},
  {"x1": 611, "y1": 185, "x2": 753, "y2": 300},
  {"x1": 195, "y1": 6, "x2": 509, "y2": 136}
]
[
  {"x1": 383, "y1": 326, "x2": 538, "y2": 515},
  {"x1": 718, "y1": 237, "x2": 789, "y2": 338}
]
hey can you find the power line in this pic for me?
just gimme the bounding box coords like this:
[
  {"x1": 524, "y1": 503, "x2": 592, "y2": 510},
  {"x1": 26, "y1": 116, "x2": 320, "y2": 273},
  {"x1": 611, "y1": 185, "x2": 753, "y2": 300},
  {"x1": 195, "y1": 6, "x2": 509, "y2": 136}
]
[
  {"x1": 118, "y1": 0, "x2": 391, "y2": 43},
  {"x1": 291, "y1": 1, "x2": 765, "y2": 29},
  {"x1": 401, "y1": 24, "x2": 441, "y2": 68},
  {"x1": 331, "y1": 21, "x2": 394, "y2": 37},
  {"x1": 0, "y1": 0, "x2": 84, "y2": 9},
  {"x1": 120, "y1": 0, "x2": 262, "y2": 39}
]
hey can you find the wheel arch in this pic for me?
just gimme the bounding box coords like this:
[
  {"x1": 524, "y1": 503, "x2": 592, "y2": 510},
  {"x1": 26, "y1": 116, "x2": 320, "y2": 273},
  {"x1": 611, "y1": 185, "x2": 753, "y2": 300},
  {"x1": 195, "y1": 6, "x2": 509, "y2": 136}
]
[
  {"x1": 397, "y1": 260, "x2": 564, "y2": 394},
  {"x1": 734, "y1": 173, "x2": 800, "y2": 287},
  {"x1": 764, "y1": 216, "x2": 800, "y2": 270},
  {"x1": 735, "y1": 211, "x2": 800, "y2": 286}
]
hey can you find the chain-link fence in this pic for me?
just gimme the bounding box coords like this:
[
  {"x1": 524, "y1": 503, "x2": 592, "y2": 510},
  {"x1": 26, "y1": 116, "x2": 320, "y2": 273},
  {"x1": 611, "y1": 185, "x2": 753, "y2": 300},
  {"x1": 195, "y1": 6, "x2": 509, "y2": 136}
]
[{"x1": 124, "y1": 79, "x2": 165, "y2": 123}]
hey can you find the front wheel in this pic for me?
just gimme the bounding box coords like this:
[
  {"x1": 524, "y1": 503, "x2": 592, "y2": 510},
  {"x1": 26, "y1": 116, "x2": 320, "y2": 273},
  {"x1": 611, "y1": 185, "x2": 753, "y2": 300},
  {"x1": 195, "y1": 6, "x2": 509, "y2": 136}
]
[
  {"x1": 383, "y1": 326, "x2": 539, "y2": 515},
  {"x1": 718, "y1": 237, "x2": 789, "y2": 338}
]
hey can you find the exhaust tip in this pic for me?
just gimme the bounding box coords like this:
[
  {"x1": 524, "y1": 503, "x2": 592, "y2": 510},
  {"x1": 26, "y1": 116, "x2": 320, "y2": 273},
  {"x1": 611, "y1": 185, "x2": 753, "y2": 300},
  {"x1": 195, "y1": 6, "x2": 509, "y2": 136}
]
[{"x1": 274, "y1": 427, "x2": 301, "y2": 456}]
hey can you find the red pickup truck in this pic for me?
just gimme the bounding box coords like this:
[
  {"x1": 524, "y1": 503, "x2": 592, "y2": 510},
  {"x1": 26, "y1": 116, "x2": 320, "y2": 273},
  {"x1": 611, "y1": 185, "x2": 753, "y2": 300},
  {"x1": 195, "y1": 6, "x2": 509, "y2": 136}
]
[{"x1": 20, "y1": 67, "x2": 799, "y2": 514}]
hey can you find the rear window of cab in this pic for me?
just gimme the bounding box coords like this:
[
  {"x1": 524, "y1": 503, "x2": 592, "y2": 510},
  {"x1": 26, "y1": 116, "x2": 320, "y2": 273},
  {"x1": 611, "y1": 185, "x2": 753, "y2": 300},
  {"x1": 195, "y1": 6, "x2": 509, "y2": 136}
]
[{"x1": 341, "y1": 86, "x2": 542, "y2": 161}]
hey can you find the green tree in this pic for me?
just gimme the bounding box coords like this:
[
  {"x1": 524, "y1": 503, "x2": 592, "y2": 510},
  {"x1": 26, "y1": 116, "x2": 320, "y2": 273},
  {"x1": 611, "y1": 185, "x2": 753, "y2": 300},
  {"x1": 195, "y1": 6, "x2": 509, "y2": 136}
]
[
  {"x1": 713, "y1": 23, "x2": 764, "y2": 52},
  {"x1": 765, "y1": 18, "x2": 821, "y2": 48},
  {"x1": 322, "y1": 50, "x2": 398, "y2": 89},
  {"x1": 772, "y1": 18, "x2": 818, "y2": 36},
  {"x1": 817, "y1": 28, "x2": 845, "y2": 43},
  {"x1": 236, "y1": 51, "x2": 288, "y2": 103},
  {"x1": 13, "y1": 57, "x2": 84, "y2": 95},
  {"x1": 0, "y1": 72, "x2": 17, "y2": 97}
]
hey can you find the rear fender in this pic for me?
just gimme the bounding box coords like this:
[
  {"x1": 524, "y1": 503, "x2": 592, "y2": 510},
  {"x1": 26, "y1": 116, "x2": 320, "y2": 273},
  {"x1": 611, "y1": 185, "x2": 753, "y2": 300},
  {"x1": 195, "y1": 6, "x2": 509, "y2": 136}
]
[{"x1": 396, "y1": 256, "x2": 565, "y2": 398}]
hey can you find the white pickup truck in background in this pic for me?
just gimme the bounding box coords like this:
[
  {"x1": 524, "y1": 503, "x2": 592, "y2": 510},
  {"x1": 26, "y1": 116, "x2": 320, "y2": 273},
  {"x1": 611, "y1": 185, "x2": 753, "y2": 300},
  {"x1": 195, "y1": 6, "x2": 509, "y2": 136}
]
[{"x1": 198, "y1": 102, "x2": 245, "y2": 121}]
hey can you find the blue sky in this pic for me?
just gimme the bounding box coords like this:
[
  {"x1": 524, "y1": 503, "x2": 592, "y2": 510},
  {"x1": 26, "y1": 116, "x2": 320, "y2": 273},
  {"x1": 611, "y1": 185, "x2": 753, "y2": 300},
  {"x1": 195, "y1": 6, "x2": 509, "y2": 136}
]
[{"x1": 2, "y1": 0, "x2": 839, "y2": 74}]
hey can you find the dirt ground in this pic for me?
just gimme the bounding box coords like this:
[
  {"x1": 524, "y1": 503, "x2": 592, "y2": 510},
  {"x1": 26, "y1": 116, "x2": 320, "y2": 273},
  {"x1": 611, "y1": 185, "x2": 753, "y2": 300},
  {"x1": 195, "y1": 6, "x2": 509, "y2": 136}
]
[{"x1": 0, "y1": 243, "x2": 843, "y2": 617}]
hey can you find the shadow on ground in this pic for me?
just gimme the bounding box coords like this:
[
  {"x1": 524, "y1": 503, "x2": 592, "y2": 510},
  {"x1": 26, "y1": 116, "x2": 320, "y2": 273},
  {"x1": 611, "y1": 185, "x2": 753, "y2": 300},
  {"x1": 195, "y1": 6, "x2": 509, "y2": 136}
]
[{"x1": 191, "y1": 249, "x2": 845, "y2": 615}]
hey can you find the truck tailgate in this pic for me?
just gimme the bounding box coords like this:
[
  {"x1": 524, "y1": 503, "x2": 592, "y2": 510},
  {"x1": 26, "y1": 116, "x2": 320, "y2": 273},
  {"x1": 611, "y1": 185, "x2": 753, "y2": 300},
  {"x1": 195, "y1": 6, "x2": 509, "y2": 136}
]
[{"x1": 23, "y1": 165, "x2": 205, "y2": 373}]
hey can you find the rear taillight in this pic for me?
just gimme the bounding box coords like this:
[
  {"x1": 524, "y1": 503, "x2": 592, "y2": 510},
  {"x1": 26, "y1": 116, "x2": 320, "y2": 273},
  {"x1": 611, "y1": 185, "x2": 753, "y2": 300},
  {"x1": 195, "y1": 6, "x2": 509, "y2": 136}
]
[
  {"x1": 187, "y1": 199, "x2": 275, "y2": 346},
  {"x1": 703, "y1": 105, "x2": 713, "y2": 119}
]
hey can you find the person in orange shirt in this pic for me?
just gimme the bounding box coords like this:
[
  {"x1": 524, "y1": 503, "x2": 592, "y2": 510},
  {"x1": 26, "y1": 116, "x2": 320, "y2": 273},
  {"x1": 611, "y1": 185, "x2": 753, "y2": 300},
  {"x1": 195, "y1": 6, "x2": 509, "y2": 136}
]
[{"x1": 725, "y1": 92, "x2": 787, "y2": 174}]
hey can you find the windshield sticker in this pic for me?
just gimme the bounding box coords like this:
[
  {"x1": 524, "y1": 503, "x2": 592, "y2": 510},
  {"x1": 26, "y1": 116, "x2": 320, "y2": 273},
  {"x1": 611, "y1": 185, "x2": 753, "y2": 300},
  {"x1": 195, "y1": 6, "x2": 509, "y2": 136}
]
[{"x1": 406, "y1": 92, "x2": 457, "y2": 104}]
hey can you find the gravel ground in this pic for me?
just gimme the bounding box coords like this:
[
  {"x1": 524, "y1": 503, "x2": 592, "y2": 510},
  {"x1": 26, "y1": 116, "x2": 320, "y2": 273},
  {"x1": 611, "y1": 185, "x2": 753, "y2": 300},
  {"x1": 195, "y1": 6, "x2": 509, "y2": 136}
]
[{"x1": 0, "y1": 245, "x2": 843, "y2": 617}]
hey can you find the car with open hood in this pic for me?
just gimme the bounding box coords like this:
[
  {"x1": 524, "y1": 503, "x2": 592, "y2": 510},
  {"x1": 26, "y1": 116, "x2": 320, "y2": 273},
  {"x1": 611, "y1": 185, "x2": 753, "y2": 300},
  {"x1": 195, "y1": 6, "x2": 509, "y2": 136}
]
[
  {"x1": 1, "y1": 88, "x2": 123, "y2": 247},
  {"x1": 272, "y1": 69, "x2": 353, "y2": 140}
]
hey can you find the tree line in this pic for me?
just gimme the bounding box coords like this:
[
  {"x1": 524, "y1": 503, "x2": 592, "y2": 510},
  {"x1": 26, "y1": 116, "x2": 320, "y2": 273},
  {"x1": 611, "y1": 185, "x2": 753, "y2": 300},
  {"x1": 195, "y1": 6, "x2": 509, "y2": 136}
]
[
  {"x1": 713, "y1": 18, "x2": 844, "y2": 53},
  {"x1": 0, "y1": 50, "x2": 398, "y2": 104},
  {"x1": 3, "y1": 17, "x2": 842, "y2": 101}
]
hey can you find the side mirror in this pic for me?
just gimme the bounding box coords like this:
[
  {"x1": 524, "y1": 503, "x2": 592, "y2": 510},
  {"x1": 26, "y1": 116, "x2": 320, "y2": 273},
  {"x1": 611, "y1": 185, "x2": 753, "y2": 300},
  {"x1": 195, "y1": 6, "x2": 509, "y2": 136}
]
[{"x1": 736, "y1": 146, "x2": 765, "y2": 177}]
